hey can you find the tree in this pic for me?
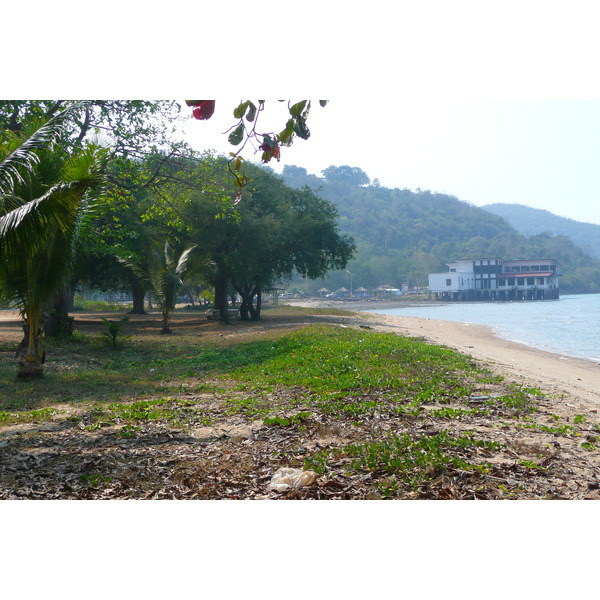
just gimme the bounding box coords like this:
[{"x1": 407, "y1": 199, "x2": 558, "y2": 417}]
[
  {"x1": 0, "y1": 113, "x2": 107, "y2": 378},
  {"x1": 1, "y1": 101, "x2": 200, "y2": 330},
  {"x1": 186, "y1": 100, "x2": 328, "y2": 187},
  {"x1": 146, "y1": 242, "x2": 212, "y2": 334},
  {"x1": 0, "y1": 101, "x2": 185, "y2": 158},
  {"x1": 322, "y1": 165, "x2": 370, "y2": 186},
  {"x1": 178, "y1": 163, "x2": 355, "y2": 320}
]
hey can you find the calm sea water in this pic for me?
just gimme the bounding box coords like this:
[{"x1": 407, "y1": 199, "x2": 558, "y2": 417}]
[{"x1": 363, "y1": 294, "x2": 600, "y2": 363}]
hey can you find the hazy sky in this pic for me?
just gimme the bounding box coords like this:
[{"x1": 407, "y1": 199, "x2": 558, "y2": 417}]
[
  {"x1": 181, "y1": 99, "x2": 600, "y2": 226},
  {"x1": 10, "y1": 1, "x2": 600, "y2": 228}
]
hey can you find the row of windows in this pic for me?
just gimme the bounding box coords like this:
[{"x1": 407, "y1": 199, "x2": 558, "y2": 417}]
[
  {"x1": 474, "y1": 265, "x2": 502, "y2": 274},
  {"x1": 504, "y1": 265, "x2": 555, "y2": 273},
  {"x1": 500, "y1": 277, "x2": 550, "y2": 286}
]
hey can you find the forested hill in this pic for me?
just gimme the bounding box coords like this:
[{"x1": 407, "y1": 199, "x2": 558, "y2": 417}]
[
  {"x1": 482, "y1": 203, "x2": 600, "y2": 258},
  {"x1": 279, "y1": 165, "x2": 600, "y2": 294}
]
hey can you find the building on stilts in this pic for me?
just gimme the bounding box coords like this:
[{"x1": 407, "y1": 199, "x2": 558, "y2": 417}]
[{"x1": 428, "y1": 258, "x2": 561, "y2": 301}]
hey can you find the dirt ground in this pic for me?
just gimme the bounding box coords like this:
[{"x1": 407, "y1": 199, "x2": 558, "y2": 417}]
[{"x1": 1, "y1": 307, "x2": 600, "y2": 499}]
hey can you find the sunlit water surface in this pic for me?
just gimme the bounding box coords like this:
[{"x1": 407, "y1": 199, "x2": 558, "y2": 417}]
[{"x1": 363, "y1": 294, "x2": 600, "y2": 363}]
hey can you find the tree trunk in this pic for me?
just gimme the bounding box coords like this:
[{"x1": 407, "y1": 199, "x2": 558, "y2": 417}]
[
  {"x1": 160, "y1": 308, "x2": 171, "y2": 334},
  {"x1": 233, "y1": 281, "x2": 260, "y2": 321},
  {"x1": 255, "y1": 286, "x2": 262, "y2": 320},
  {"x1": 213, "y1": 275, "x2": 229, "y2": 322},
  {"x1": 187, "y1": 289, "x2": 196, "y2": 307},
  {"x1": 130, "y1": 280, "x2": 148, "y2": 314},
  {"x1": 239, "y1": 298, "x2": 249, "y2": 320},
  {"x1": 16, "y1": 318, "x2": 45, "y2": 379},
  {"x1": 45, "y1": 287, "x2": 75, "y2": 337}
]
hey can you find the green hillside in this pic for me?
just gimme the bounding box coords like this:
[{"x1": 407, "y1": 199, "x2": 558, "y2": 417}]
[
  {"x1": 280, "y1": 165, "x2": 600, "y2": 295},
  {"x1": 483, "y1": 203, "x2": 600, "y2": 258}
]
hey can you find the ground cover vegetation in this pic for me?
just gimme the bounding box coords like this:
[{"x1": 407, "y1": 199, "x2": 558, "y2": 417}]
[
  {"x1": 1, "y1": 307, "x2": 599, "y2": 499},
  {"x1": 281, "y1": 166, "x2": 600, "y2": 294}
]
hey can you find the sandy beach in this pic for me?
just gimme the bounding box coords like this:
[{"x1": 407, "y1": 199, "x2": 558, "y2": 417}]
[{"x1": 287, "y1": 299, "x2": 600, "y2": 414}]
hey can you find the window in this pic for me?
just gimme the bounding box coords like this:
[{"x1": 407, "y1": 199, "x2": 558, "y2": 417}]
[
  {"x1": 527, "y1": 277, "x2": 535, "y2": 285},
  {"x1": 446, "y1": 279, "x2": 452, "y2": 286}
]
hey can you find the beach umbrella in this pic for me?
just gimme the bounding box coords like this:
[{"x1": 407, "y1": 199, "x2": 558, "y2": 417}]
[
  {"x1": 317, "y1": 287, "x2": 330, "y2": 297},
  {"x1": 335, "y1": 287, "x2": 349, "y2": 293},
  {"x1": 355, "y1": 287, "x2": 368, "y2": 292}
]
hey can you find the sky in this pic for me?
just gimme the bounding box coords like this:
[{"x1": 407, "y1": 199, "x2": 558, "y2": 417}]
[
  {"x1": 9, "y1": 2, "x2": 600, "y2": 227},
  {"x1": 179, "y1": 99, "x2": 600, "y2": 225}
]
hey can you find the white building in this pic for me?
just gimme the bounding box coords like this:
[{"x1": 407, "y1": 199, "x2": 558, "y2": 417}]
[{"x1": 428, "y1": 258, "x2": 561, "y2": 301}]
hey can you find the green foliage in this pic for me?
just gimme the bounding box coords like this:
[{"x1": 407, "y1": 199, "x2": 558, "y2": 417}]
[
  {"x1": 322, "y1": 165, "x2": 370, "y2": 186},
  {"x1": 72, "y1": 297, "x2": 129, "y2": 312},
  {"x1": 49, "y1": 308, "x2": 75, "y2": 337},
  {"x1": 343, "y1": 431, "x2": 498, "y2": 487},
  {"x1": 263, "y1": 412, "x2": 312, "y2": 427},
  {"x1": 99, "y1": 316, "x2": 130, "y2": 348},
  {"x1": 0, "y1": 100, "x2": 185, "y2": 160},
  {"x1": 185, "y1": 100, "x2": 327, "y2": 185},
  {"x1": 190, "y1": 325, "x2": 480, "y2": 404},
  {"x1": 169, "y1": 161, "x2": 354, "y2": 320}
]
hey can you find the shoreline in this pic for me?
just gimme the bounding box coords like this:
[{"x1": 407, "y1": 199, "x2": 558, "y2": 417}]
[{"x1": 287, "y1": 300, "x2": 600, "y2": 410}]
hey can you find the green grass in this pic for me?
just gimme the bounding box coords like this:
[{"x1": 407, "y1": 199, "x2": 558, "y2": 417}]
[
  {"x1": 83, "y1": 397, "x2": 213, "y2": 431},
  {"x1": 0, "y1": 324, "x2": 518, "y2": 425},
  {"x1": 5, "y1": 318, "x2": 582, "y2": 499},
  {"x1": 207, "y1": 325, "x2": 479, "y2": 396},
  {"x1": 304, "y1": 430, "x2": 500, "y2": 495}
]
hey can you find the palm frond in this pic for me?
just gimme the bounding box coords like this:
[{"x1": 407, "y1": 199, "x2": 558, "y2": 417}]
[
  {"x1": 116, "y1": 256, "x2": 151, "y2": 287},
  {"x1": 0, "y1": 179, "x2": 97, "y2": 258},
  {"x1": 0, "y1": 101, "x2": 90, "y2": 194},
  {"x1": 176, "y1": 245, "x2": 214, "y2": 278},
  {"x1": 175, "y1": 244, "x2": 198, "y2": 274}
]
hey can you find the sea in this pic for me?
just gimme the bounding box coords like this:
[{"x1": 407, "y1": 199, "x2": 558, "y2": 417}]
[{"x1": 363, "y1": 293, "x2": 600, "y2": 363}]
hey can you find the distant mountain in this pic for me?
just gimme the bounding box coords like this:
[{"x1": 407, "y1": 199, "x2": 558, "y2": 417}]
[
  {"x1": 279, "y1": 165, "x2": 600, "y2": 294},
  {"x1": 482, "y1": 203, "x2": 600, "y2": 258}
]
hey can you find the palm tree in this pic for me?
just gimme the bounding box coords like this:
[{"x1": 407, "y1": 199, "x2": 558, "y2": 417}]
[
  {"x1": 151, "y1": 242, "x2": 214, "y2": 333},
  {"x1": 121, "y1": 241, "x2": 213, "y2": 334},
  {"x1": 0, "y1": 113, "x2": 107, "y2": 378}
]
